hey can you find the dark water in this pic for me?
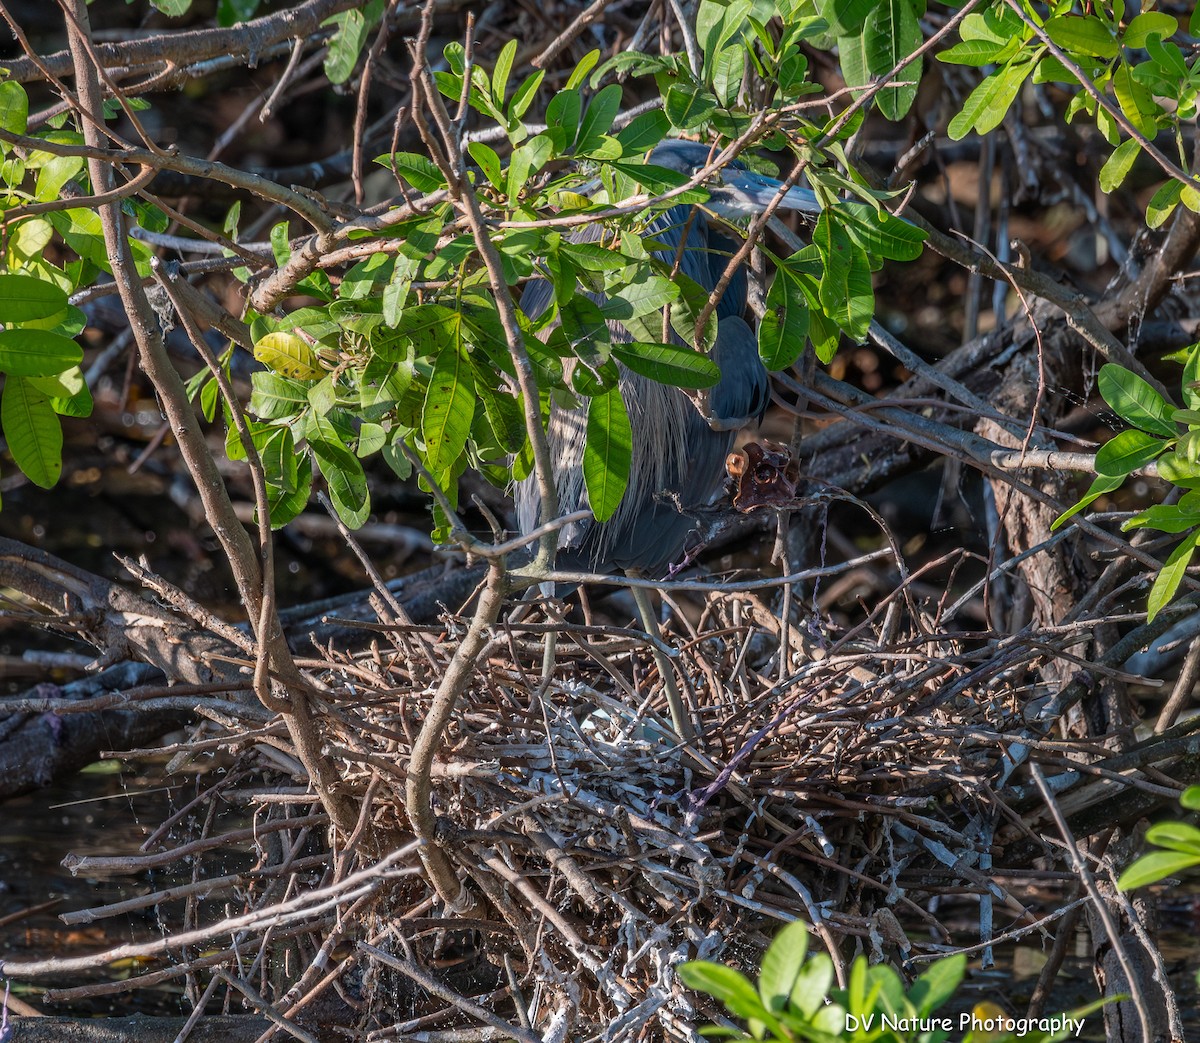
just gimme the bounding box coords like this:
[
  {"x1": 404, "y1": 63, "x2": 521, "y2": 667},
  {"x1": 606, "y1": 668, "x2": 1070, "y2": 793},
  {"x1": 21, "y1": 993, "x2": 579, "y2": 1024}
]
[{"x1": 0, "y1": 758, "x2": 218, "y2": 1016}]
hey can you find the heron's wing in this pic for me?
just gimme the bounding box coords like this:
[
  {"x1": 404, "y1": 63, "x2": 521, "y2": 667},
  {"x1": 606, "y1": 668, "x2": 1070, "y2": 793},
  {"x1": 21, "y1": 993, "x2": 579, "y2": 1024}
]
[
  {"x1": 519, "y1": 271, "x2": 554, "y2": 324},
  {"x1": 710, "y1": 316, "x2": 769, "y2": 426}
]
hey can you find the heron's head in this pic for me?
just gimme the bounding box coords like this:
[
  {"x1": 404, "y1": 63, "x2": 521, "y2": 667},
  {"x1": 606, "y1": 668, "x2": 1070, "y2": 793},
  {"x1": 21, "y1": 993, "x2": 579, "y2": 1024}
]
[{"x1": 647, "y1": 139, "x2": 822, "y2": 220}]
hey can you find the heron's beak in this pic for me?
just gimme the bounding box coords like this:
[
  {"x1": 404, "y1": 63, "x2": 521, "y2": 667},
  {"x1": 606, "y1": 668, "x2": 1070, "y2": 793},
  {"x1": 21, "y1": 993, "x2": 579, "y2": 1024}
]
[{"x1": 706, "y1": 170, "x2": 822, "y2": 219}]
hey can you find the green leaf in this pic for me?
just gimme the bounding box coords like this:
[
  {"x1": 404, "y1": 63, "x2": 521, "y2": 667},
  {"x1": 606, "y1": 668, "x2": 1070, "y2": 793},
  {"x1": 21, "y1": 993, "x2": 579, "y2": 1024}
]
[
  {"x1": 807, "y1": 306, "x2": 841, "y2": 365},
  {"x1": 1146, "y1": 35, "x2": 1188, "y2": 81},
  {"x1": 863, "y1": 0, "x2": 923, "y2": 120},
  {"x1": 677, "y1": 962, "x2": 781, "y2": 1031},
  {"x1": 789, "y1": 953, "x2": 834, "y2": 1018},
  {"x1": 1147, "y1": 528, "x2": 1200, "y2": 622},
  {"x1": 1144, "y1": 821, "x2": 1200, "y2": 853},
  {"x1": 1123, "y1": 11, "x2": 1178, "y2": 49},
  {"x1": 225, "y1": 417, "x2": 280, "y2": 463},
  {"x1": 1181, "y1": 786, "x2": 1200, "y2": 810},
  {"x1": 29, "y1": 365, "x2": 83, "y2": 402},
  {"x1": 611, "y1": 341, "x2": 720, "y2": 387},
  {"x1": 664, "y1": 83, "x2": 718, "y2": 130},
  {"x1": 0, "y1": 80, "x2": 29, "y2": 138},
  {"x1": 0, "y1": 274, "x2": 69, "y2": 323},
  {"x1": 492, "y1": 39, "x2": 517, "y2": 105},
  {"x1": 559, "y1": 296, "x2": 611, "y2": 368},
  {"x1": 1093, "y1": 428, "x2": 1165, "y2": 477},
  {"x1": 577, "y1": 83, "x2": 623, "y2": 153},
  {"x1": 836, "y1": 201, "x2": 927, "y2": 260},
  {"x1": 422, "y1": 344, "x2": 475, "y2": 473},
  {"x1": 35, "y1": 153, "x2": 84, "y2": 203},
  {"x1": 1099, "y1": 138, "x2": 1141, "y2": 193},
  {"x1": 377, "y1": 151, "x2": 447, "y2": 193},
  {"x1": 711, "y1": 45, "x2": 746, "y2": 107},
  {"x1": 697, "y1": 0, "x2": 752, "y2": 62},
  {"x1": 615, "y1": 109, "x2": 670, "y2": 156},
  {"x1": 2, "y1": 374, "x2": 61, "y2": 488},
  {"x1": 567, "y1": 48, "x2": 600, "y2": 90},
  {"x1": 1118, "y1": 849, "x2": 1200, "y2": 890},
  {"x1": 151, "y1": 0, "x2": 192, "y2": 13},
  {"x1": 1147, "y1": 180, "x2": 1183, "y2": 228},
  {"x1": 1123, "y1": 504, "x2": 1200, "y2": 534},
  {"x1": 758, "y1": 920, "x2": 809, "y2": 1014},
  {"x1": 947, "y1": 59, "x2": 1034, "y2": 140},
  {"x1": 508, "y1": 133, "x2": 554, "y2": 200},
  {"x1": 607, "y1": 160, "x2": 707, "y2": 202},
  {"x1": 0, "y1": 328, "x2": 82, "y2": 376},
  {"x1": 467, "y1": 141, "x2": 504, "y2": 190},
  {"x1": 819, "y1": 0, "x2": 875, "y2": 36},
  {"x1": 546, "y1": 88, "x2": 582, "y2": 151},
  {"x1": 1157, "y1": 450, "x2": 1200, "y2": 489},
  {"x1": 583, "y1": 384, "x2": 632, "y2": 522},
  {"x1": 938, "y1": 39, "x2": 1011, "y2": 66},
  {"x1": 357, "y1": 421, "x2": 386, "y2": 458},
  {"x1": 1183, "y1": 344, "x2": 1200, "y2": 411},
  {"x1": 250, "y1": 371, "x2": 310, "y2": 420},
  {"x1": 470, "y1": 360, "x2": 525, "y2": 453},
  {"x1": 1052, "y1": 472, "x2": 1125, "y2": 530},
  {"x1": 1098, "y1": 363, "x2": 1177, "y2": 436},
  {"x1": 908, "y1": 954, "x2": 966, "y2": 1015},
  {"x1": 759, "y1": 261, "x2": 812, "y2": 370},
  {"x1": 218, "y1": 0, "x2": 260, "y2": 25},
  {"x1": 815, "y1": 214, "x2": 873, "y2": 340},
  {"x1": 1113, "y1": 63, "x2": 1161, "y2": 138},
  {"x1": 508, "y1": 69, "x2": 545, "y2": 120},
  {"x1": 52, "y1": 207, "x2": 155, "y2": 276},
  {"x1": 324, "y1": 6, "x2": 369, "y2": 85},
  {"x1": 267, "y1": 459, "x2": 312, "y2": 528},
  {"x1": 309, "y1": 418, "x2": 369, "y2": 528},
  {"x1": 1044, "y1": 14, "x2": 1117, "y2": 59}
]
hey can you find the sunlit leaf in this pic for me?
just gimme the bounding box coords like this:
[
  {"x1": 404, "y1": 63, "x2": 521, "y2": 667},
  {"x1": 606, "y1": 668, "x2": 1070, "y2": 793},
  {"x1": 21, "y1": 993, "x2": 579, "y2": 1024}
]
[
  {"x1": 0, "y1": 328, "x2": 82, "y2": 376},
  {"x1": 611, "y1": 341, "x2": 720, "y2": 387},
  {"x1": 2, "y1": 374, "x2": 61, "y2": 488},
  {"x1": 1099, "y1": 138, "x2": 1141, "y2": 193},
  {"x1": 422, "y1": 344, "x2": 475, "y2": 473},
  {"x1": 583, "y1": 384, "x2": 632, "y2": 522},
  {"x1": 254, "y1": 331, "x2": 324, "y2": 380},
  {"x1": 947, "y1": 59, "x2": 1034, "y2": 140},
  {"x1": 0, "y1": 273, "x2": 68, "y2": 323},
  {"x1": 1052, "y1": 472, "x2": 1125, "y2": 530},
  {"x1": 1093, "y1": 429, "x2": 1166, "y2": 477},
  {"x1": 377, "y1": 151, "x2": 447, "y2": 193},
  {"x1": 758, "y1": 920, "x2": 809, "y2": 1014},
  {"x1": 1118, "y1": 849, "x2": 1200, "y2": 890},
  {"x1": 1147, "y1": 528, "x2": 1200, "y2": 622},
  {"x1": 1098, "y1": 364, "x2": 1177, "y2": 436}
]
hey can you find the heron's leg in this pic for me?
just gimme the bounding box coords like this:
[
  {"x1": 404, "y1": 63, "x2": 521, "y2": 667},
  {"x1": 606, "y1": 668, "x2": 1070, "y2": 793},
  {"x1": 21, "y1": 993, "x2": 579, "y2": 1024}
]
[
  {"x1": 537, "y1": 581, "x2": 559, "y2": 691},
  {"x1": 627, "y1": 573, "x2": 694, "y2": 742}
]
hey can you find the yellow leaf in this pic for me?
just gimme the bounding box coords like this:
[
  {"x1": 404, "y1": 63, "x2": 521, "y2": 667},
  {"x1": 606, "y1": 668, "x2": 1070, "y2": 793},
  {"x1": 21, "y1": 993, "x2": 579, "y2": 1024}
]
[{"x1": 253, "y1": 331, "x2": 323, "y2": 380}]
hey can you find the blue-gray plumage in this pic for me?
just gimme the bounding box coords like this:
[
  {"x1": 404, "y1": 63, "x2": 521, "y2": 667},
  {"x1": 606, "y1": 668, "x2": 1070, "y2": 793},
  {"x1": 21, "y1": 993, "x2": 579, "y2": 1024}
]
[{"x1": 516, "y1": 140, "x2": 821, "y2": 574}]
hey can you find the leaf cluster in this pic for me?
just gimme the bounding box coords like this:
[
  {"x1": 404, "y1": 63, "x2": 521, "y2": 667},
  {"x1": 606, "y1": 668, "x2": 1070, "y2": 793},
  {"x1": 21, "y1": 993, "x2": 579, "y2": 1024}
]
[
  {"x1": 226, "y1": 5, "x2": 925, "y2": 537},
  {"x1": 1118, "y1": 785, "x2": 1200, "y2": 890},
  {"x1": 1055, "y1": 357, "x2": 1200, "y2": 621},
  {"x1": 678, "y1": 921, "x2": 1096, "y2": 1043},
  {"x1": 937, "y1": 0, "x2": 1200, "y2": 227}
]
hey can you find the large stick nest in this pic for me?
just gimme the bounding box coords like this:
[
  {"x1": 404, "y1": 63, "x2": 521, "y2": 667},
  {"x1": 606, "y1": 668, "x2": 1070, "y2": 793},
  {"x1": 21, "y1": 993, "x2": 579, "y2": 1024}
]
[{"x1": 13, "y1": 564, "x2": 1166, "y2": 1041}]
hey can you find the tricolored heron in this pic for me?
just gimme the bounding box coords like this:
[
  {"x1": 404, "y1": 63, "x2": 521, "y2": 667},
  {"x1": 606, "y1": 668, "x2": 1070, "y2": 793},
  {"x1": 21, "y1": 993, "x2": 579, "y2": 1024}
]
[
  {"x1": 516, "y1": 139, "x2": 820, "y2": 574},
  {"x1": 515, "y1": 140, "x2": 820, "y2": 738}
]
